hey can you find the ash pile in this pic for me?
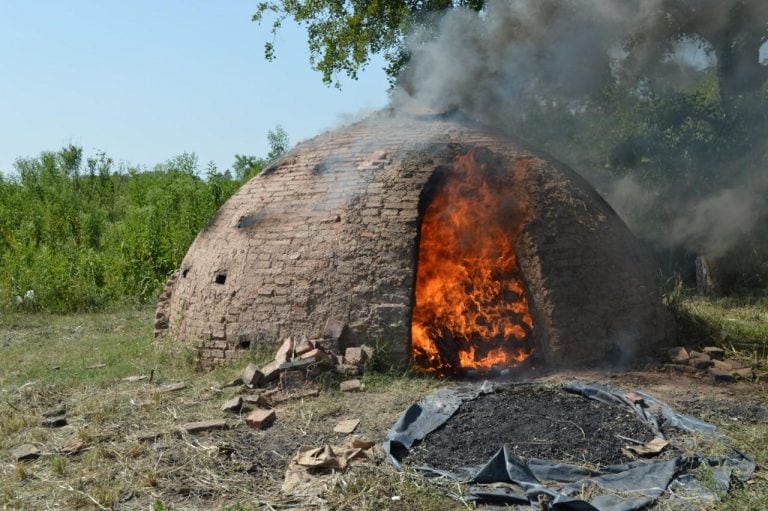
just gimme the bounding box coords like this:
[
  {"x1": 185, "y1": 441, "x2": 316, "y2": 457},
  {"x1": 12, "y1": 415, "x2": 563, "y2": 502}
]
[{"x1": 384, "y1": 382, "x2": 756, "y2": 511}]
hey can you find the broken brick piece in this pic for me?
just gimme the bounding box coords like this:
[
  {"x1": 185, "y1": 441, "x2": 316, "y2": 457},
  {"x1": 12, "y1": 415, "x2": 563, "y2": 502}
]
[
  {"x1": 333, "y1": 419, "x2": 360, "y2": 434},
  {"x1": 336, "y1": 364, "x2": 361, "y2": 376},
  {"x1": 179, "y1": 419, "x2": 228, "y2": 434},
  {"x1": 260, "y1": 360, "x2": 281, "y2": 384},
  {"x1": 667, "y1": 347, "x2": 689, "y2": 364},
  {"x1": 155, "y1": 382, "x2": 187, "y2": 393},
  {"x1": 709, "y1": 368, "x2": 736, "y2": 383},
  {"x1": 275, "y1": 337, "x2": 295, "y2": 363},
  {"x1": 279, "y1": 370, "x2": 306, "y2": 391},
  {"x1": 294, "y1": 339, "x2": 315, "y2": 356},
  {"x1": 340, "y1": 379, "x2": 362, "y2": 392},
  {"x1": 344, "y1": 347, "x2": 368, "y2": 366},
  {"x1": 221, "y1": 396, "x2": 243, "y2": 413},
  {"x1": 360, "y1": 344, "x2": 374, "y2": 360},
  {"x1": 61, "y1": 439, "x2": 87, "y2": 455},
  {"x1": 42, "y1": 415, "x2": 67, "y2": 428},
  {"x1": 246, "y1": 409, "x2": 276, "y2": 429},
  {"x1": 688, "y1": 357, "x2": 713, "y2": 370},
  {"x1": 300, "y1": 348, "x2": 329, "y2": 361},
  {"x1": 624, "y1": 392, "x2": 646, "y2": 407},
  {"x1": 702, "y1": 347, "x2": 725, "y2": 361},
  {"x1": 323, "y1": 318, "x2": 348, "y2": 341},
  {"x1": 10, "y1": 444, "x2": 40, "y2": 461},
  {"x1": 241, "y1": 363, "x2": 263, "y2": 387}
]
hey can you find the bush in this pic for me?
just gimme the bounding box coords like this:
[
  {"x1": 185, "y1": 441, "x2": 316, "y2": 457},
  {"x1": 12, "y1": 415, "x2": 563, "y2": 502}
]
[{"x1": 0, "y1": 147, "x2": 249, "y2": 312}]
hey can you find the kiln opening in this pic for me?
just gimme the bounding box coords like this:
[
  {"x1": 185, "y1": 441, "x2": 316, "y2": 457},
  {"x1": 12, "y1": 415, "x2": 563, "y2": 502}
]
[{"x1": 410, "y1": 149, "x2": 536, "y2": 376}]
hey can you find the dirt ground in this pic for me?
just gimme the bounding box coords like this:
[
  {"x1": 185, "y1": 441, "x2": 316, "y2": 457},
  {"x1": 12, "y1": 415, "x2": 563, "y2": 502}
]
[{"x1": 2, "y1": 349, "x2": 767, "y2": 510}]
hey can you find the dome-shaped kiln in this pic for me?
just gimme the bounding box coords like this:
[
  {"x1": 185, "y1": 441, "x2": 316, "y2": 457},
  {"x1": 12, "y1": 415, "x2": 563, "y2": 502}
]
[{"x1": 155, "y1": 111, "x2": 670, "y2": 373}]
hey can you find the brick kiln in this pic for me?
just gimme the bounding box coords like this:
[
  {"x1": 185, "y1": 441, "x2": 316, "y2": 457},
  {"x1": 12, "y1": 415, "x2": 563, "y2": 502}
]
[{"x1": 155, "y1": 110, "x2": 670, "y2": 374}]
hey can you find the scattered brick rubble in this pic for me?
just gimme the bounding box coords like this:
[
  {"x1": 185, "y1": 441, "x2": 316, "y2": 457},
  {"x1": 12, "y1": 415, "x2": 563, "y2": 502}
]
[
  {"x1": 232, "y1": 323, "x2": 372, "y2": 395},
  {"x1": 211, "y1": 322, "x2": 371, "y2": 430},
  {"x1": 664, "y1": 346, "x2": 754, "y2": 382}
]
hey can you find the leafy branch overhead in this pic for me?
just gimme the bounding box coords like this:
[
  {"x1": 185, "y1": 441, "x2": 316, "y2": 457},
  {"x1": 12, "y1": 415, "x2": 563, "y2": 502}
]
[
  {"x1": 253, "y1": 0, "x2": 484, "y2": 85},
  {"x1": 253, "y1": 0, "x2": 767, "y2": 99}
]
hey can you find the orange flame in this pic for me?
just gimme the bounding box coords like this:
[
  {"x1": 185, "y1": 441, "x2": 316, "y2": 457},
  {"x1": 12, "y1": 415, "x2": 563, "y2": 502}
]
[{"x1": 411, "y1": 150, "x2": 534, "y2": 375}]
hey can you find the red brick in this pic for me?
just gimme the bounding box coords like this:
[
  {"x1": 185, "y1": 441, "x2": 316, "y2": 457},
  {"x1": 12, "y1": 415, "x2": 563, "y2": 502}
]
[
  {"x1": 246, "y1": 409, "x2": 276, "y2": 429},
  {"x1": 275, "y1": 337, "x2": 295, "y2": 363}
]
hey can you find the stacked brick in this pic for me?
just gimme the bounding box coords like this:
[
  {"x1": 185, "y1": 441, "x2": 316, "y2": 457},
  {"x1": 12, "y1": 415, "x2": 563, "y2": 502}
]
[{"x1": 155, "y1": 109, "x2": 670, "y2": 370}]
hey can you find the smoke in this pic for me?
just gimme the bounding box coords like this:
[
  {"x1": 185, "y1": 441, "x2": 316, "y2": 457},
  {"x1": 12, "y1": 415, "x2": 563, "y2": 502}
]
[
  {"x1": 606, "y1": 176, "x2": 768, "y2": 257},
  {"x1": 392, "y1": 0, "x2": 768, "y2": 258}
]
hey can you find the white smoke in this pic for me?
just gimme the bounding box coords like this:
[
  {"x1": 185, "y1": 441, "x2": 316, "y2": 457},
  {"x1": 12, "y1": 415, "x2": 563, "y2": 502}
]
[{"x1": 392, "y1": 0, "x2": 768, "y2": 257}]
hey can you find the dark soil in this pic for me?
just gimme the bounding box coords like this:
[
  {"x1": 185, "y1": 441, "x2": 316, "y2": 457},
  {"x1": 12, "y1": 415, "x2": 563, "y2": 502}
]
[{"x1": 405, "y1": 385, "x2": 656, "y2": 470}]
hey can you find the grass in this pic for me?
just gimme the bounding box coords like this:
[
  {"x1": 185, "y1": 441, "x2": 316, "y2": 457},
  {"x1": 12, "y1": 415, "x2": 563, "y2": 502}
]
[
  {"x1": 673, "y1": 295, "x2": 768, "y2": 370},
  {"x1": 0, "y1": 297, "x2": 766, "y2": 509}
]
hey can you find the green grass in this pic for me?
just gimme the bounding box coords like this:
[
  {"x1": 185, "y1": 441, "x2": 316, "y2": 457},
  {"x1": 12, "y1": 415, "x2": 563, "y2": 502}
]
[
  {"x1": 0, "y1": 305, "x2": 190, "y2": 388},
  {"x1": 674, "y1": 296, "x2": 768, "y2": 367}
]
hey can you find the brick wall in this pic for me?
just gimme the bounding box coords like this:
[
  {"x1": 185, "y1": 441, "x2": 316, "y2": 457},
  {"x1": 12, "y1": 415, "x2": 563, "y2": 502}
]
[{"x1": 155, "y1": 110, "x2": 671, "y2": 368}]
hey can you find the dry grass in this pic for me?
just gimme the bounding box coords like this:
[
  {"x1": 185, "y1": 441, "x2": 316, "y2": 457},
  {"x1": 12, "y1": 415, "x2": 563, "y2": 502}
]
[
  {"x1": 1, "y1": 302, "x2": 767, "y2": 510},
  {"x1": 0, "y1": 307, "x2": 445, "y2": 509}
]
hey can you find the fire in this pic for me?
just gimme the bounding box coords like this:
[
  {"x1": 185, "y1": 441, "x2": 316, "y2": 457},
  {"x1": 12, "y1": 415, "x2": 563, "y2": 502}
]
[{"x1": 411, "y1": 150, "x2": 534, "y2": 375}]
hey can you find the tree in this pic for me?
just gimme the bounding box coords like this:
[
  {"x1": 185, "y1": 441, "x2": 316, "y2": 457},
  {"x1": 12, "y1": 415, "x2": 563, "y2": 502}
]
[
  {"x1": 254, "y1": 0, "x2": 484, "y2": 85},
  {"x1": 254, "y1": 0, "x2": 767, "y2": 100},
  {"x1": 266, "y1": 125, "x2": 290, "y2": 161},
  {"x1": 624, "y1": 0, "x2": 768, "y2": 100}
]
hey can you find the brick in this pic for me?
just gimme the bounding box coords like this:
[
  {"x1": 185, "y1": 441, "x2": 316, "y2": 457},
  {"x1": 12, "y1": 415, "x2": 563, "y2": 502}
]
[
  {"x1": 333, "y1": 419, "x2": 360, "y2": 434},
  {"x1": 360, "y1": 344, "x2": 374, "y2": 360},
  {"x1": 688, "y1": 356, "x2": 713, "y2": 370},
  {"x1": 154, "y1": 382, "x2": 187, "y2": 393},
  {"x1": 221, "y1": 396, "x2": 242, "y2": 413},
  {"x1": 260, "y1": 360, "x2": 281, "y2": 384},
  {"x1": 241, "y1": 363, "x2": 263, "y2": 387},
  {"x1": 179, "y1": 419, "x2": 227, "y2": 434},
  {"x1": 179, "y1": 419, "x2": 228, "y2": 434},
  {"x1": 294, "y1": 339, "x2": 315, "y2": 356},
  {"x1": 732, "y1": 367, "x2": 754, "y2": 379},
  {"x1": 42, "y1": 415, "x2": 67, "y2": 428},
  {"x1": 314, "y1": 337, "x2": 340, "y2": 354},
  {"x1": 10, "y1": 444, "x2": 40, "y2": 461},
  {"x1": 702, "y1": 347, "x2": 725, "y2": 361},
  {"x1": 667, "y1": 347, "x2": 689, "y2": 364},
  {"x1": 275, "y1": 337, "x2": 295, "y2": 363},
  {"x1": 241, "y1": 394, "x2": 270, "y2": 407},
  {"x1": 344, "y1": 347, "x2": 368, "y2": 366},
  {"x1": 709, "y1": 368, "x2": 736, "y2": 383},
  {"x1": 246, "y1": 409, "x2": 276, "y2": 429},
  {"x1": 279, "y1": 370, "x2": 306, "y2": 391},
  {"x1": 300, "y1": 348, "x2": 329, "y2": 362},
  {"x1": 336, "y1": 364, "x2": 361, "y2": 376},
  {"x1": 340, "y1": 379, "x2": 362, "y2": 392},
  {"x1": 662, "y1": 363, "x2": 699, "y2": 374},
  {"x1": 322, "y1": 319, "x2": 348, "y2": 341}
]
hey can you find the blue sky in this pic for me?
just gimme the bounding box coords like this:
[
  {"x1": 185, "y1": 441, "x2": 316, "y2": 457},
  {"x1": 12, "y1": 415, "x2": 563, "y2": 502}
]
[{"x1": 0, "y1": 1, "x2": 390, "y2": 174}]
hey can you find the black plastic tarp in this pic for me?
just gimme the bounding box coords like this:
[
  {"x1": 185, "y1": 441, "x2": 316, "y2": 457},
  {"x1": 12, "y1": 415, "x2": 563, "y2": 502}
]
[{"x1": 383, "y1": 381, "x2": 755, "y2": 511}]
